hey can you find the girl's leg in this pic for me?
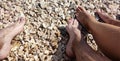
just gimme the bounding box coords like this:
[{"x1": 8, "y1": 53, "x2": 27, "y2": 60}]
[
  {"x1": 66, "y1": 19, "x2": 111, "y2": 61},
  {"x1": 0, "y1": 17, "x2": 25, "y2": 60}
]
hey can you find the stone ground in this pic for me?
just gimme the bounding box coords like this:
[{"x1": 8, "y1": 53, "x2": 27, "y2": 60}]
[{"x1": 0, "y1": 0, "x2": 119, "y2": 61}]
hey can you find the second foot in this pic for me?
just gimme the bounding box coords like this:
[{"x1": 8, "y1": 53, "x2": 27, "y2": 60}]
[
  {"x1": 96, "y1": 10, "x2": 120, "y2": 27},
  {"x1": 75, "y1": 6, "x2": 98, "y2": 29},
  {"x1": 66, "y1": 19, "x2": 81, "y2": 57}
]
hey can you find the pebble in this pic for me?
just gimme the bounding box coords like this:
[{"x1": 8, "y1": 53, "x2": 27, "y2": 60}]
[
  {"x1": 109, "y1": 4, "x2": 119, "y2": 12},
  {"x1": 34, "y1": 55, "x2": 39, "y2": 61},
  {"x1": 42, "y1": 23, "x2": 49, "y2": 28},
  {"x1": 39, "y1": 1, "x2": 49, "y2": 9},
  {"x1": 83, "y1": 0, "x2": 87, "y2": 2}
]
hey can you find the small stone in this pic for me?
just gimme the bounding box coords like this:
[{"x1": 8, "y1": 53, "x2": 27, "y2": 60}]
[
  {"x1": 48, "y1": 23, "x2": 55, "y2": 30},
  {"x1": 34, "y1": 55, "x2": 39, "y2": 61},
  {"x1": 19, "y1": 11, "x2": 25, "y2": 18},
  {"x1": 89, "y1": 4, "x2": 95, "y2": 9},
  {"x1": 42, "y1": 23, "x2": 49, "y2": 28},
  {"x1": 39, "y1": 1, "x2": 49, "y2": 9},
  {"x1": 29, "y1": 11, "x2": 35, "y2": 16},
  {"x1": 55, "y1": 31, "x2": 61, "y2": 37},
  {"x1": 109, "y1": 4, "x2": 119, "y2": 12},
  {"x1": 11, "y1": 41, "x2": 21, "y2": 51},
  {"x1": 88, "y1": 34, "x2": 93, "y2": 39},
  {"x1": 28, "y1": 4, "x2": 32, "y2": 9},
  {"x1": 44, "y1": 50, "x2": 50, "y2": 55},
  {"x1": 83, "y1": 0, "x2": 87, "y2": 2},
  {"x1": 55, "y1": 8, "x2": 59, "y2": 12}
]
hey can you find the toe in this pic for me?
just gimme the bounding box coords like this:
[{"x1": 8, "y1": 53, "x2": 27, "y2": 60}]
[
  {"x1": 66, "y1": 19, "x2": 75, "y2": 32},
  {"x1": 16, "y1": 18, "x2": 21, "y2": 24},
  {"x1": 66, "y1": 25, "x2": 69, "y2": 32},
  {"x1": 96, "y1": 10, "x2": 114, "y2": 23},
  {"x1": 75, "y1": 13, "x2": 79, "y2": 17},
  {"x1": 73, "y1": 28, "x2": 81, "y2": 42},
  {"x1": 75, "y1": 13, "x2": 79, "y2": 19},
  {"x1": 20, "y1": 18, "x2": 26, "y2": 25},
  {"x1": 19, "y1": 17, "x2": 26, "y2": 24},
  {"x1": 78, "y1": 6, "x2": 86, "y2": 12},
  {"x1": 76, "y1": 7, "x2": 81, "y2": 13},
  {"x1": 73, "y1": 19, "x2": 79, "y2": 28},
  {"x1": 17, "y1": 17, "x2": 25, "y2": 23},
  {"x1": 96, "y1": 9, "x2": 109, "y2": 19},
  {"x1": 67, "y1": 19, "x2": 74, "y2": 25}
]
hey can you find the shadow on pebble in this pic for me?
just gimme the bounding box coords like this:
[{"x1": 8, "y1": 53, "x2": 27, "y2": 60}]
[
  {"x1": 51, "y1": 26, "x2": 76, "y2": 61},
  {"x1": 116, "y1": 14, "x2": 120, "y2": 20}
]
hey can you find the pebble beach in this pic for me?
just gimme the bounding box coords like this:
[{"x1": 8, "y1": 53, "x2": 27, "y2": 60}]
[{"x1": 0, "y1": 0, "x2": 120, "y2": 61}]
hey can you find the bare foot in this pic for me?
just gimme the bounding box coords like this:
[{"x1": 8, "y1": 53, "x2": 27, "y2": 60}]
[
  {"x1": 96, "y1": 10, "x2": 117, "y2": 24},
  {"x1": 96, "y1": 10, "x2": 120, "y2": 27},
  {"x1": 75, "y1": 6, "x2": 97, "y2": 29},
  {"x1": 66, "y1": 19, "x2": 81, "y2": 57},
  {"x1": 0, "y1": 17, "x2": 25, "y2": 60}
]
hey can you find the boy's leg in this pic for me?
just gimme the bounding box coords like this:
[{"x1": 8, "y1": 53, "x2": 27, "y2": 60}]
[
  {"x1": 75, "y1": 6, "x2": 120, "y2": 60},
  {"x1": 96, "y1": 10, "x2": 120, "y2": 26}
]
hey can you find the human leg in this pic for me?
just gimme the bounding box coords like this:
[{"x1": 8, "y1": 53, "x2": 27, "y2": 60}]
[
  {"x1": 96, "y1": 10, "x2": 120, "y2": 26},
  {"x1": 76, "y1": 6, "x2": 120, "y2": 60},
  {"x1": 0, "y1": 17, "x2": 25, "y2": 60},
  {"x1": 66, "y1": 19, "x2": 81, "y2": 57},
  {"x1": 66, "y1": 19, "x2": 111, "y2": 61},
  {"x1": 73, "y1": 37, "x2": 111, "y2": 61}
]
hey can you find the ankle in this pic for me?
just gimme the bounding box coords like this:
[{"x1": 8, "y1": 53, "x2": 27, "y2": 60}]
[
  {"x1": 87, "y1": 19, "x2": 99, "y2": 31},
  {"x1": 72, "y1": 39, "x2": 80, "y2": 48},
  {"x1": 82, "y1": 15, "x2": 97, "y2": 30},
  {"x1": 72, "y1": 40, "x2": 81, "y2": 55}
]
